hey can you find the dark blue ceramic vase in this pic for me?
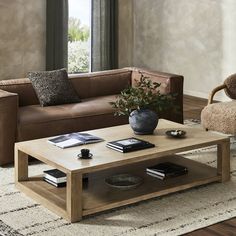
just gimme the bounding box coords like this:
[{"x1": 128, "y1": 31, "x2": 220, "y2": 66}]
[{"x1": 129, "y1": 109, "x2": 158, "y2": 135}]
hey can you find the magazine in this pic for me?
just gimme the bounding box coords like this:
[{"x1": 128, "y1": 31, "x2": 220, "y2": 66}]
[{"x1": 48, "y1": 132, "x2": 104, "y2": 148}]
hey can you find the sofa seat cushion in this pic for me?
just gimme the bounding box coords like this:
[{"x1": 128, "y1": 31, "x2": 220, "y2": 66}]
[{"x1": 17, "y1": 95, "x2": 128, "y2": 141}]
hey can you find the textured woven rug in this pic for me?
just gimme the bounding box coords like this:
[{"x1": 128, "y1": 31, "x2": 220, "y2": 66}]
[{"x1": 1, "y1": 120, "x2": 236, "y2": 236}]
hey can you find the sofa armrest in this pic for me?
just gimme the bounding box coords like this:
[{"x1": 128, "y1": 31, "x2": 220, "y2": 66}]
[
  {"x1": 0, "y1": 89, "x2": 18, "y2": 165},
  {"x1": 129, "y1": 67, "x2": 184, "y2": 124}
]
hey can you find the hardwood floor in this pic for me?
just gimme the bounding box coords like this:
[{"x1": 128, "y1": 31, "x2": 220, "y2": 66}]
[
  {"x1": 183, "y1": 95, "x2": 236, "y2": 236},
  {"x1": 183, "y1": 94, "x2": 207, "y2": 120}
]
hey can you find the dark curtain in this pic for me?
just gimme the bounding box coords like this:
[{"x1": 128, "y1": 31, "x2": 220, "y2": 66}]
[
  {"x1": 46, "y1": 0, "x2": 68, "y2": 70},
  {"x1": 91, "y1": 0, "x2": 118, "y2": 71}
]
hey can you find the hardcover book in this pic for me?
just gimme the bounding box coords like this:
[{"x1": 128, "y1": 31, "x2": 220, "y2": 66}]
[
  {"x1": 106, "y1": 137, "x2": 155, "y2": 153},
  {"x1": 43, "y1": 169, "x2": 66, "y2": 184},
  {"x1": 146, "y1": 162, "x2": 188, "y2": 180},
  {"x1": 43, "y1": 169, "x2": 89, "y2": 187},
  {"x1": 48, "y1": 132, "x2": 104, "y2": 148},
  {"x1": 43, "y1": 177, "x2": 66, "y2": 187}
]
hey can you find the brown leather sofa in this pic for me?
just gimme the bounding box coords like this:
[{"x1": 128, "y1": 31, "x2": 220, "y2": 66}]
[{"x1": 0, "y1": 67, "x2": 184, "y2": 165}]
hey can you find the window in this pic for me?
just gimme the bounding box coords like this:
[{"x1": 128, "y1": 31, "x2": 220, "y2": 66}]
[{"x1": 68, "y1": 0, "x2": 91, "y2": 73}]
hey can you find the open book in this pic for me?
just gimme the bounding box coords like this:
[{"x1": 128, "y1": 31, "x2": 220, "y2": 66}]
[{"x1": 48, "y1": 132, "x2": 104, "y2": 148}]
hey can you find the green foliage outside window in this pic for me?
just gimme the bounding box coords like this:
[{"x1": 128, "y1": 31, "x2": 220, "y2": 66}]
[
  {"x1": 68, "y1": 17, "x2": 89, "y2": 42},
  {"x1": 68, "y1": 17, "x2": 90, "y2": 73},
  {"x1": 68, "y1": 41, "x2": 89, "y2": 73}
]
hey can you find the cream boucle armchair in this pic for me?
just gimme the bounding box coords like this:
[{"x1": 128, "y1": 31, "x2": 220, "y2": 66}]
[{"x1": 201, "y1": 73, "x2": 236, "y2": 134}]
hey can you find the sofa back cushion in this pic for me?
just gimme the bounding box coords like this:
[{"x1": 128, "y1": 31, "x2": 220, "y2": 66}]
[
  {"x1": 0, "y1": 78, "x2": 39, "y2": 106},
  {"x1": 70, "y1": 69, "x2": 131, "y2": 98},
  {"x1": 0, "y1": 68, "x2": 132, "y2": 106}
]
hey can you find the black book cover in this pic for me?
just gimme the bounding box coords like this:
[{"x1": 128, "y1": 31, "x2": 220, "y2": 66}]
[
  {"x1": 43, "y1": 169, "x2": 66, "y2": 184},
  {"x1": 146, "y1": 162, "x2": 188, "y2": 176},
  {"x1": 43, "y1": 176, "x2": 89, "y2": 187},
  {"x1": 43, "y1": 169, "x2": 89, "y2": 183},
  {"x1": 106, "y1": 138, "x2": 155, "y2": 153},
  {"x1": 43, "y1": 169, "x2": 66, "y2": 178},
  {"x1": 147, "y1": 170, "x2": 187, "y2": 180}
]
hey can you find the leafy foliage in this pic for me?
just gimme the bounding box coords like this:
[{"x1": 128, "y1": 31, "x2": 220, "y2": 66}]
[
  {"x1": 68, "y1": 41, "x2": 89, "y2": 73},
  {"x1": 110, "y1": 73, "x2": 176, "y2": 116},
  {"x1": 68, "y1": 17, "x2": 89, "y2": 42},
  {"x1": 68, "y1": 16, "x2": 90, "y2": 73}
]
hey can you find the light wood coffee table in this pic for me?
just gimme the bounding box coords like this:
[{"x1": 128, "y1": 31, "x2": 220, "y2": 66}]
[{"x1": 15, "y1": 119, "x2": 230, "y2": 222}]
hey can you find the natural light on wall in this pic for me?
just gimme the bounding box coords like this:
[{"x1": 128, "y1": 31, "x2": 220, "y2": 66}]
[{"x1": 68, "y1": 0, "x2": 91, "y2": 73}]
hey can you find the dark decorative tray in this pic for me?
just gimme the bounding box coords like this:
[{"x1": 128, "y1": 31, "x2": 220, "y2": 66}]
[
  {"x1": 105, "y1": 174, "x2": 143, "y2": 190},
  {"x1": 166, "y1": 130, "x2": 186, "y2": 138}
]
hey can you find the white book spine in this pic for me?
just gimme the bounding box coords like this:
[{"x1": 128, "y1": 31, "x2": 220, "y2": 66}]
[
  {"x1": 106, "y1": 144, "x2": 123, "y2": 152},
  {"x1": 146, "y1": 169, "x2": 165, "y2": 177},
  {"x1": 146, "y1": 172, "x2": 164, "y2": 180},
  {"x1": 43, "y1": 174, "x2": 67, "y2": 183},
  {"x1": 43, "y1": 178, "x2": 66, "y2": 187}
]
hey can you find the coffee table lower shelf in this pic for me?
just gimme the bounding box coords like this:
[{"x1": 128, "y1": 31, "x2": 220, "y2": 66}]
[{"x1": 15, "y1": 155, "x2": 221, "y2": 221}]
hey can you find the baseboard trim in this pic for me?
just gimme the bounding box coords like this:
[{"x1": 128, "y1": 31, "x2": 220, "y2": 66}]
[
  {"x1": 184, "y1": 89, "x2": 230, "y2": 102},
  {"x1": 184, "y1": 90, "x2": 208, "y2": 100},
  {"x1": 183, "y1": 94, "x2": 207, "y2": 102}
]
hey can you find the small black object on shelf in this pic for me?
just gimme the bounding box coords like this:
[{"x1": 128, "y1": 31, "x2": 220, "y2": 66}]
[
  {"x1": 43, "y1": 169, "x2": 66, "y2": 187},
  {"x1": 78, "y1": 148, "x2": 93, "y2": 159},
  {"x1": 43, "y1": 169, "x2": 89, "y2": 187}
]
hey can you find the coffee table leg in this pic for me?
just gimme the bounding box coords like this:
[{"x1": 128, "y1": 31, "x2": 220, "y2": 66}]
[
  {"x1": 66, "y1": 172, "x2": 83, "y2": 222},
  {"x1": 15, "y1": 148, "x2": 28, "y2": 182},
  {"x1": 217, "y1": 140, "x2": 230, "y2": 182}
]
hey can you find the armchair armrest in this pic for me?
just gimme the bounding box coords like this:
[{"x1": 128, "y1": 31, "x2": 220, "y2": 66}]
[
  {"x1": 0, "y1": 89, "x2": 18, "y2": 165},
  {"x1": 128, "y1": 67, "x2": 184, "y2": 124},
  {"x1": 208, "y1": 84, "x2": 226, "y2": 105}
]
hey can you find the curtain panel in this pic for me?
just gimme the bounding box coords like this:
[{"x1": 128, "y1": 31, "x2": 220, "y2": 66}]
[
  {"x1": 91, "y1": 0, "x2": 118, "y2": 72},
  {"x1": 46, "y1": 0, "x2": 68, "y2": 70}
]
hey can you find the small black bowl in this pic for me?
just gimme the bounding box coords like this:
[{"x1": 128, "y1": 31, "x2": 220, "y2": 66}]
[{"x1": 166, "y1": 130, "x2": 186, "y2": 138}]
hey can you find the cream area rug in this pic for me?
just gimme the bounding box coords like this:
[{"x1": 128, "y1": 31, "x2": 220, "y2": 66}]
[{"x1": 1, "y1": 120, "x2": 236, "y2": 236}]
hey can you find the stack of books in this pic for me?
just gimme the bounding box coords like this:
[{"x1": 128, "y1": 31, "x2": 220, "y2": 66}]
[
  {"x1": 106, "y1": 137, "x2": 155, "y2": 153},
  {"x1": 43, "y1": 169, "x2": 66, "y2": 187},
  {"x1": 146, "y1": 162, "x2": 188, "y2": 180}
]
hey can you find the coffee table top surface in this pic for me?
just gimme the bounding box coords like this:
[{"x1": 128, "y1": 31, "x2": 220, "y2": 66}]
[{"x1": 15, "y1": 119, "x2": 229, "y2": 173}]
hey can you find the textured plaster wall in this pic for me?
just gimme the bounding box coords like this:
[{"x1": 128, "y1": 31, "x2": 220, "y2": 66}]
[
  {"x1": 118, "y1": 0, "x2": 133, "y2": 68},
  {"x1": 120, "y1": 0, "x2": 236, "y2": 100},
  {"x1": 0, "y1": 0, "x2": 46, "y2": 80}
]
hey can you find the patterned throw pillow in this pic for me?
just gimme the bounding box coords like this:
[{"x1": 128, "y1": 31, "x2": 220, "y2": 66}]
[{"x1": 28, "y1": 68, "x2": 81, "y2": 107}]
